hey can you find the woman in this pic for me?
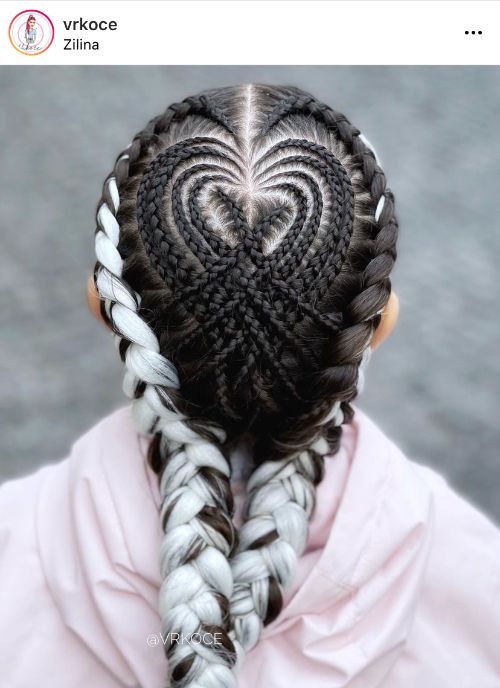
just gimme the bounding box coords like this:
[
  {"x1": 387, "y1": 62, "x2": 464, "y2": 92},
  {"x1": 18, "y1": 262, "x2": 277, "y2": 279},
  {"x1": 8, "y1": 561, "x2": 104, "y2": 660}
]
[{"x1": 24, "y1": 15, "x2": 37, "y2": 45}]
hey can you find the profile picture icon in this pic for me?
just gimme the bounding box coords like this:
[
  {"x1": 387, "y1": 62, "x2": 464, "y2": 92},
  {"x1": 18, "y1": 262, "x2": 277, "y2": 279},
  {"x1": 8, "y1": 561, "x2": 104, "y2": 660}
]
[{"x1": 9, "y1": 9, "x2": 54, "y2": 56}]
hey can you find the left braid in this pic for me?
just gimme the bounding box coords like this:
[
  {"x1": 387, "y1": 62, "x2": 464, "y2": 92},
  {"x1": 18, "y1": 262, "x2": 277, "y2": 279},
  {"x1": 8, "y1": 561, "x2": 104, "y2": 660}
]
[{"x1": 94, "y1": 110, "x2": 241, "y2": 687}]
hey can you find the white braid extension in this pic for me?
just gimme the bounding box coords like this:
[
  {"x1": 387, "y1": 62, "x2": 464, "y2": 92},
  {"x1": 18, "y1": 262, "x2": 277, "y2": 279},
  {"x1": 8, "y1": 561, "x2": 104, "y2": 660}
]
[
  {"x1": 227, "y1": 349, "x2": 371, "y2": 657},
  {"x1": 95, "y1": 167, "x2": 238, "y2": 688},
  {"x1": 359, "y1": 132, "x2": 386, "y2": 222}
]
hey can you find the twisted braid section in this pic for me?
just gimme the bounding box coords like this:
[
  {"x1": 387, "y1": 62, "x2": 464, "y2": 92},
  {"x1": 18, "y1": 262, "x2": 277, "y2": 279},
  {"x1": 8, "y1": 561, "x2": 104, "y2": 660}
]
[
  {"x1": 228, "y1": 360, "x2": 369, "y2": 655},
  {"x1": 229, "y1": 443, "x2": 325, "y2": 651},
  {"x1": 94, "y1": 100, "x2": 242, "y2": 688}
]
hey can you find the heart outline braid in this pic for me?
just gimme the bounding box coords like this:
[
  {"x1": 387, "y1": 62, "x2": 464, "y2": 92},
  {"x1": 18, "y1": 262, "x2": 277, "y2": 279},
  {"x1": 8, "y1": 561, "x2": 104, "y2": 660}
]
[{"x1": 92, "y1": 85, "x2": 398, "y2": 686}]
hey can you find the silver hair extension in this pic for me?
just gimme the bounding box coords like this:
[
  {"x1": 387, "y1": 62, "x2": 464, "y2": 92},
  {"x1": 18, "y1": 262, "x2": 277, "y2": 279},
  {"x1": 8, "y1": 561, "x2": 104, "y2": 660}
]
[
  {"x1": 95, "y1": 164, "x2": 239, "y2": 688},
  {"x1": 228, "y1": 349, "x2": 372, "y2": 656}
]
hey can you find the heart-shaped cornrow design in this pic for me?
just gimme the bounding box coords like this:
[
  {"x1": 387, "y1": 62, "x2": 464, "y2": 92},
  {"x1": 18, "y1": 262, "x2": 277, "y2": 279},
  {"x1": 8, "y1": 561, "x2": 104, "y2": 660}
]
[
  {"x1": 136, "y1": 128, "x2": 354, "y2": 410},
  {"x1": 137, "y1": 137, "x2": 354, "y2": 288}
]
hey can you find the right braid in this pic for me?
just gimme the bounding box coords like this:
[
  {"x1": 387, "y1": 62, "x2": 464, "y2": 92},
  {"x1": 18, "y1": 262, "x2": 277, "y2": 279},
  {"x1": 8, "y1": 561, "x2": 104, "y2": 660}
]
[
  {"x1": 225, "y1": 93, "x2": 397, "y2": 656},
  {"x1": 92, "y1": 84, "x2": 398, "y2": 686}
]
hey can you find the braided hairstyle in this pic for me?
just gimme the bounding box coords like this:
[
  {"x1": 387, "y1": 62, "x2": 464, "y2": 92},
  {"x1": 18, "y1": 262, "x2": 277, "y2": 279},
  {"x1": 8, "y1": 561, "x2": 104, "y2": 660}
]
[{"x1": 93, "y1": 84, "x2": 397, "y2": 687}]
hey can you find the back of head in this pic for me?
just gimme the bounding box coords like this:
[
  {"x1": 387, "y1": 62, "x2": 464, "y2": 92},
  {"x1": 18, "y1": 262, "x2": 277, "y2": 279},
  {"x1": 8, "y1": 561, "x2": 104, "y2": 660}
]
[{"x1": 94, "y1": 83, "x2": 398, "y2": 687}]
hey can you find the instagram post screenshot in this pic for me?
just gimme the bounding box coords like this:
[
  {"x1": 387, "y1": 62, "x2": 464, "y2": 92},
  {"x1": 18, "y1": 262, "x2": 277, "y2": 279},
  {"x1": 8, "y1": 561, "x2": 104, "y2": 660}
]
[{"x1": 1, "y1": 1, "x2": 499, "y2": 686}]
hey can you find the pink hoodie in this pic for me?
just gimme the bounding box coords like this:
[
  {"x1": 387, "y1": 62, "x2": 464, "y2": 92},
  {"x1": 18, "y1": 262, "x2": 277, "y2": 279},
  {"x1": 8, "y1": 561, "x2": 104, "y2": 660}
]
[{"x1": 0, "y1": 406, "x2": 499, "y2": 688}]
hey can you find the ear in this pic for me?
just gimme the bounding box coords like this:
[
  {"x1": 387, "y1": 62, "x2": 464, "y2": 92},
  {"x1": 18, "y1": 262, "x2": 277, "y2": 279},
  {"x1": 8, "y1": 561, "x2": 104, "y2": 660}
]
[
  {"x1": 371, "y1": 290, "x2": 399, "y2": 350},
  {"x1": 87, "y1": 273, "x2": 108, "y2": 327}
]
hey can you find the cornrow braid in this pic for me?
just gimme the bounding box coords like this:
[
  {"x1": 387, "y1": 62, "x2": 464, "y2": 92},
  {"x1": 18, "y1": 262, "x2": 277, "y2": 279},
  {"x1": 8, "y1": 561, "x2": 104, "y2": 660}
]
[{"x1": 92, "y1": 84, "x2": 398, "y2": 687}]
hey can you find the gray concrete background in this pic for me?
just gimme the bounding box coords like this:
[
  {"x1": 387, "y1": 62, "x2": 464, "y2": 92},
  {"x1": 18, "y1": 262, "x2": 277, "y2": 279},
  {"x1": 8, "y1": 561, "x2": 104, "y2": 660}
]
[{"x1": 1, "y1": 66, "x2": 499, "y2": 521}]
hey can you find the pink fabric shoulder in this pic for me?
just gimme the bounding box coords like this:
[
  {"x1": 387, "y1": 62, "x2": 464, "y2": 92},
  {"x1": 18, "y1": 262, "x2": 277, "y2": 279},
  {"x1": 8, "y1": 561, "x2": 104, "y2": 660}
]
[{"x1": 0, "y1": 406, "x2": 499, "y2": 688}]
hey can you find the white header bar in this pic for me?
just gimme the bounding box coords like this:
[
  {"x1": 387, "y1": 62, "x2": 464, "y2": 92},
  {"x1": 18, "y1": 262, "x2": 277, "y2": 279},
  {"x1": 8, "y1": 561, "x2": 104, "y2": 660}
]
[{"x1": 1, "y1": 1, "x2": 499, "y2": 65}]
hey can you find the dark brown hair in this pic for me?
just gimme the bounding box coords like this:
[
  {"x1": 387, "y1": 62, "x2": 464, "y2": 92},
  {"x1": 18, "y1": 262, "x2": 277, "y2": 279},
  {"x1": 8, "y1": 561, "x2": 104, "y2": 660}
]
[{"x1": 94, "y1": 84, "x2": 398, "y2": 687}]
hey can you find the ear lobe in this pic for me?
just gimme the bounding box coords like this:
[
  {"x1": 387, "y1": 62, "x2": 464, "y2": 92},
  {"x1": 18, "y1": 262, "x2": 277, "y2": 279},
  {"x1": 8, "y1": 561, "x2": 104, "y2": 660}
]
[
  {"x1": 371, "y1": 290, "x2": 399, "y2": 350},
  {"x1": 87, "y1": 273, "x2": 108, "y2": 327}
]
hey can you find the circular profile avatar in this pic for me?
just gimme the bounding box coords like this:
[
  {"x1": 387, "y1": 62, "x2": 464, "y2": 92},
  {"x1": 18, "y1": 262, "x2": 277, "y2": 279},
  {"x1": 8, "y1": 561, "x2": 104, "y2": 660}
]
[{"x1": 9, "y1": 9, "x2": 54, "y2": 56}]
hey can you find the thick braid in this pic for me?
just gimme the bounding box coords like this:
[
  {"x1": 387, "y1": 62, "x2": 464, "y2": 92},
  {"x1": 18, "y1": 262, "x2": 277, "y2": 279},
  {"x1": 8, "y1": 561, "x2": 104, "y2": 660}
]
[
  {"x1": 226, "y1": 95, "x2": 396, "y2": 655},
  {"x1": 229, "y1": 421, "x2": 332, "y2": 652},
  {"x1": 228, "y1": 374, "x2": 369, "y2": 654},
  {"x1": 94, "y1": 102, "x2": 240, "y2": 688}
]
